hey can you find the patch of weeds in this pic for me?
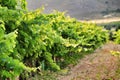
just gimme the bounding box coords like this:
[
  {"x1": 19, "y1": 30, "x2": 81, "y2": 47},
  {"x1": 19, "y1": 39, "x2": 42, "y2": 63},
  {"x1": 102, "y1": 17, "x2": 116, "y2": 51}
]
[
  {"x1": 96, "y1": 73, "x2": 101, "y2": 80},
  {"x1": 115, "y1": 57, "x2": 120, "y2": 79},
  {"x1": 29, "y1": 68, "x2": 70, "y2": 80},
  {"x1": 110, "y1": 50, "x2": 120, "y2": 79},
  {"x1": 29, "y1": 70, "x2": 58, "y2": 80}
]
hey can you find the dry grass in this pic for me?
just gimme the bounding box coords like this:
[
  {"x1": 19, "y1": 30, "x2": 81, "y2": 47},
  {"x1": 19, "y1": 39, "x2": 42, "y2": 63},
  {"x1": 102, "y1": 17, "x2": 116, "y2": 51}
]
[{"x1": 80, "y1": 17, "x2": 120, "y2": 24}]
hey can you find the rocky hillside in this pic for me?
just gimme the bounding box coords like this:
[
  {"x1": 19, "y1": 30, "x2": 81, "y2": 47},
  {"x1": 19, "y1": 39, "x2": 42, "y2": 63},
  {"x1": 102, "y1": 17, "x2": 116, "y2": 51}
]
[{"x1": 27, "y1": 0, "x2": 120, "y2": 20}]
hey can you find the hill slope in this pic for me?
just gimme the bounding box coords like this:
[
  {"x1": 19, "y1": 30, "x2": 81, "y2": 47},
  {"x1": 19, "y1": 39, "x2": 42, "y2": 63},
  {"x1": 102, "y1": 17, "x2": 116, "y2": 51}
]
[{"x1": 27, "y1": 0, "x2": 120, "y2": 20}]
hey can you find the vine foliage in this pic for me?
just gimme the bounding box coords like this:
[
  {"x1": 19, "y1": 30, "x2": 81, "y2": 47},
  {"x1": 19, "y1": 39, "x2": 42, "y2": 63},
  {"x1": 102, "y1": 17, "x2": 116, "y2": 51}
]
[{"x1": 0, "y1": 0, "x2": 109, "y2": 79}]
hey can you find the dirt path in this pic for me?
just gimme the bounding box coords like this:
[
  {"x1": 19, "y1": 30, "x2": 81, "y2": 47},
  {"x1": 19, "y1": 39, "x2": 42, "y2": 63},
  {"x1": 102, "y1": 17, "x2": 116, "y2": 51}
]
[
  {"x1": 58, "y1": 42, "x2": 120, "y2": 80},
  {"x1": 80, "y1": 17, "x2": 120, "y2": 24}
]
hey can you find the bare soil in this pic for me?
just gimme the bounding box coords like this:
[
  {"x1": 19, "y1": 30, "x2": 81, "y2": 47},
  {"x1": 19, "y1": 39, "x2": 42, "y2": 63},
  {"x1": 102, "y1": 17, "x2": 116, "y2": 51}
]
[{"x1": 58, "y1": 42, "x2": 120, "y2": 80}]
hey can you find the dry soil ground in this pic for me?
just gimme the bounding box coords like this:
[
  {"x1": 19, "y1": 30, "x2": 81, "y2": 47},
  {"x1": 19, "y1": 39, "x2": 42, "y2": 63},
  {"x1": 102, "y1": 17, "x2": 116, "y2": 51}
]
[{"x1": 58, "y1": 42, "x2": 120, "y2": 80}]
